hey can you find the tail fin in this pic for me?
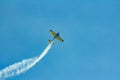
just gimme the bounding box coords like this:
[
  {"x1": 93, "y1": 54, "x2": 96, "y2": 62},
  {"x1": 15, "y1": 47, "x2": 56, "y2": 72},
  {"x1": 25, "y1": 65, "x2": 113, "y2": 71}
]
[
  {"x1": 48, "y1": 40, "x2": 52, "y2": 43},
  {"x1": 48, "y1": 40, "x2": 54, "y2": 45}
]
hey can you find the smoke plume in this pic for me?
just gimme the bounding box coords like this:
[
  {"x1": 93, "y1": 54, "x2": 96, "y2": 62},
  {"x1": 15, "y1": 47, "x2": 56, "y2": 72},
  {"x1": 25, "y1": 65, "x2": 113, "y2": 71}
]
[{"x1": 0, "y1": 42, "x2": 53, "y2": 79}]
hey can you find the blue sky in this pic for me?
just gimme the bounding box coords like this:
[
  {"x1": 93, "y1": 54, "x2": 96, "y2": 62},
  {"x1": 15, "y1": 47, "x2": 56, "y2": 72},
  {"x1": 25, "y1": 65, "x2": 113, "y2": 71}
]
[{"x1": 0, "y1": 0, "x2": 120, "y2": 80}]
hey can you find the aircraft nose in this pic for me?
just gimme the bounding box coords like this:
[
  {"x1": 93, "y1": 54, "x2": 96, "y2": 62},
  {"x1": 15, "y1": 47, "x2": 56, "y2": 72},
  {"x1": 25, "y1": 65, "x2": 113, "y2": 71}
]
[{"x1": 59, "y1": 32, "x2": 61, "y2": 35}]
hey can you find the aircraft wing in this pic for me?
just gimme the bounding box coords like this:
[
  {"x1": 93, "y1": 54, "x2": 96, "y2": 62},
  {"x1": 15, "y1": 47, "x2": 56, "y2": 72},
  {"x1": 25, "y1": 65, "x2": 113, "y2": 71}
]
[
  {"x1": 50, "y1": 30, "x2": 56, "y2": 37},
  {"x1": 56, "y1": 36, "x2": 64, "y2": 42}
]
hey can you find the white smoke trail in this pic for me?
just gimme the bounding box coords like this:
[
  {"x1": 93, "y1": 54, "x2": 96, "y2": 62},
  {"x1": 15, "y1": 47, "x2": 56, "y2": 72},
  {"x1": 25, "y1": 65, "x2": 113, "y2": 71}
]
[{"x1": 0, "y1": 42, "x2": 53, "y2": 79}]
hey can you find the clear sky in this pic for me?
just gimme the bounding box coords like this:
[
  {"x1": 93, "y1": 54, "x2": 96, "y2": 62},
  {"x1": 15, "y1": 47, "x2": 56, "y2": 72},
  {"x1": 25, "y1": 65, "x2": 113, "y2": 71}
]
[{"x1": 0, "y1": 0, "x2": 120, "y2": 80}]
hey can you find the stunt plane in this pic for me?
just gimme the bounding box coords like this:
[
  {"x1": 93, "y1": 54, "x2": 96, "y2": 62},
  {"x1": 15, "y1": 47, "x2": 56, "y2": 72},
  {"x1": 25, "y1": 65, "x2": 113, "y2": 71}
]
[{"x1": 49, "y1": 30, "x2": 64, "y2": 43}]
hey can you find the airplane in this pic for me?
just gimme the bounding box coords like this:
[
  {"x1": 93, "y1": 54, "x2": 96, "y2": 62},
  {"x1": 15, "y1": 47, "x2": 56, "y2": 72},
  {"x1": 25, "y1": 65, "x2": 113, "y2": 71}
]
[{"x1": 49, "y1": 30, "x2": 64, "y2": 43}]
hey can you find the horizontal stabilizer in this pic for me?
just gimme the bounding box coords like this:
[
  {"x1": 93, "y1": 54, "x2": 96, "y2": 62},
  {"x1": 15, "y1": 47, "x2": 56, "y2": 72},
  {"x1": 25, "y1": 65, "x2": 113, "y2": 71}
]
[
  {"x1": 48, "y1": 40, "x2": 54, "y2": 45},
  {"x1": 48, "y1": 40, "x2": 52, "y2": 42}
]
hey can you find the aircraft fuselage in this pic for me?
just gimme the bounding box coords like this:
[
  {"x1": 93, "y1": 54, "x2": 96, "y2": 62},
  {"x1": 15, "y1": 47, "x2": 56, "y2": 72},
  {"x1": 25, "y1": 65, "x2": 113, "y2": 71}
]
[
  {"x1": 53, "y1": 33, "x2": 60, "y2": 40},
  {"x1": 49, "y1": 29, "x2": 63, "y2": 43}
]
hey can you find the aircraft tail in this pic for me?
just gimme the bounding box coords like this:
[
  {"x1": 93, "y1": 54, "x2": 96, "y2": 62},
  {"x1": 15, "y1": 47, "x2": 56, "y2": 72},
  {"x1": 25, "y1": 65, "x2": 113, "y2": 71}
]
[{"x1": 48, "y1": 40, "x2": 54, "y2": 44}]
